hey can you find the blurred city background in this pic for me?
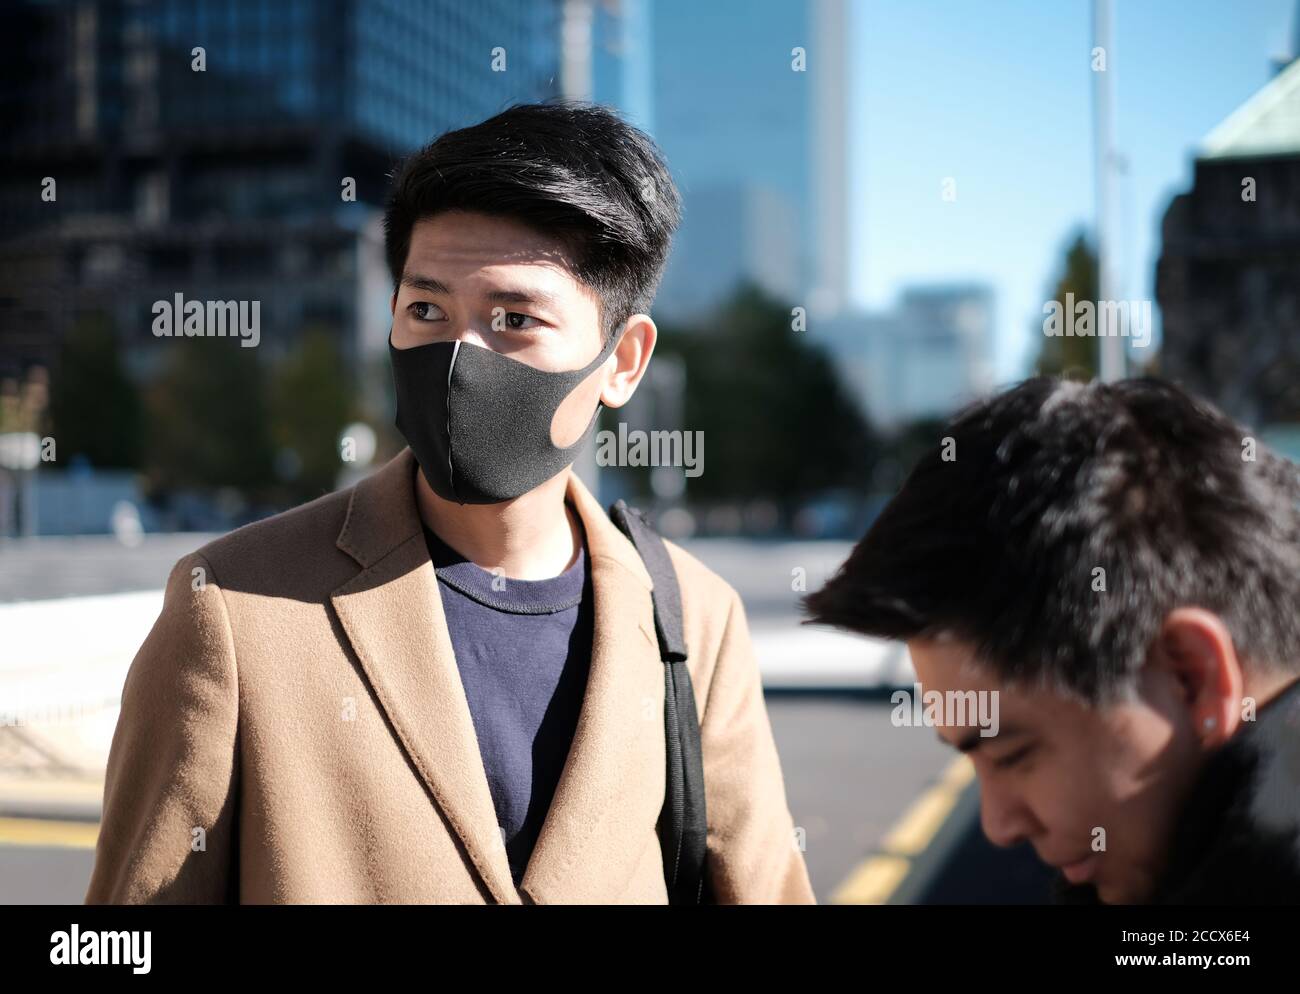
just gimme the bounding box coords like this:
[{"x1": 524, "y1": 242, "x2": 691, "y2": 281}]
[{"x1": 2, "y1": 0, "x2": 1298, "y2": 904}]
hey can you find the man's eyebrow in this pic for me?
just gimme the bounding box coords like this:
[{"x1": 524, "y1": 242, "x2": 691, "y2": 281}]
[
  {"x1": 946, "y1": 724, "x2": 1028, "y2": 753},
  {"x1": 399, "y1": 273, "x2": 561, "y2": 309},
  {"x1": 400, "y1": 273, "x2": 450, "y2": 295}
]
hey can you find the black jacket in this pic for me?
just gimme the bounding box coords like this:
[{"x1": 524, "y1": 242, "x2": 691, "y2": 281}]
[{"x1": 1054, "y1": 675, "x2": 1300, "y2": 905}]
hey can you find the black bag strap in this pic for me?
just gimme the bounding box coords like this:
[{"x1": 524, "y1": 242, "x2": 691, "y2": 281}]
[{"x1": 608, "y1": 499, "x2": 711, "y2": 905}]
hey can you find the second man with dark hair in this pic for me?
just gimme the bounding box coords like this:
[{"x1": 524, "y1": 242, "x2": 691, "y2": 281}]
[{"x1": 804, "y1": 376, "x2": 1300, "y2": 905}]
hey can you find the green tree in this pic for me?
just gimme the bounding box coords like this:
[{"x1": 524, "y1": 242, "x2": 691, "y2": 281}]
[
  {"x1": 653, "y1": 281, "x2": 877, "y2": 516},
  {"x1": 48, "y1": 311, "x2": 142, "y2": 468},
  {"x1": 143, "y1": 336, "x2": 275, "y2": 496},
  {"x1": 268, "y1": 328, "x2": 356, "y2": 502},
  {"x1": 1036, "y1": 229, "x2": 1100, "y2": 379}
]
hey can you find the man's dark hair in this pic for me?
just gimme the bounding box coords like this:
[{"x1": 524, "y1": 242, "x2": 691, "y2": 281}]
[
  {"x1": 382, "y1": 100, "x2": 681, "y2": 343},
  {"x1": 803, "y1": 377, "x2": 1300, "y2": 704}
]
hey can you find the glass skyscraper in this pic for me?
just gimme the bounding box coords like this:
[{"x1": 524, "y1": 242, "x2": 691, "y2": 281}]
[{"x1": 0, "y1": 0, "x2": 563, "y2": 384}]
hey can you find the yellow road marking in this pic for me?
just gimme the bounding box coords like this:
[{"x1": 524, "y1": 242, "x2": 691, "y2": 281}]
[
  {"x1": 830, "y1": 854, "x2": 911, "y2": 904},
  {"x1": 830, "y1": 755, "x2": 974, "y2": 904},
  {"x1": 0, "y1": 816, "x2": 99, "y2": 849}
]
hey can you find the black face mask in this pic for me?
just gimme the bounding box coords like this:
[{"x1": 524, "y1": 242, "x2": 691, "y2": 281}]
[{"x1": 389, "y1": 327, "x2": 621, "y2": 504}]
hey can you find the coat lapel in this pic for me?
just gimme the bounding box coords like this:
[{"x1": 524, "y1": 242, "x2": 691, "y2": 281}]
[
  {"x1": 330, "y1": 448, "x2": 518, "y2": 904},
  {"x1": 330, "y1": 447, "x2": 668, "y2": 905},
  {"x1": 518, "y1": 472, "x2": 667, "y2": 904}
]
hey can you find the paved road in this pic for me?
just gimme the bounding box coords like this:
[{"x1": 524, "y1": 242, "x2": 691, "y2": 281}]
[
  {"x1": 0, "y1": 533, "x2": 1054, "y2": 903},
  {"x1": 0, "y1": 694, "x2": 1054, "y2": 904},
  {"x1": 0, "y1": 533, "x2": 221, "y2": 603},
  {"x1": 0, "y1": 533, "x2": 845, "y2": 616}
]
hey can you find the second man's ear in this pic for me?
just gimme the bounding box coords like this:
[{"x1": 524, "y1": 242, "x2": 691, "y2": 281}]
[{"x1": 1156, "y1": 607, "x2": 1244, "y2": 744}]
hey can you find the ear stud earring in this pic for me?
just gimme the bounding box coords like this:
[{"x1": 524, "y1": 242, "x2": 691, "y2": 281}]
[{"x1": 1203, "y1": 716, "x2": 1217, "y2": 730}]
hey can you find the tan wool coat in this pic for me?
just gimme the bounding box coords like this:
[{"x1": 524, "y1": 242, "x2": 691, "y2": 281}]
[{"x1": 84, "y1": 447, "x2": 816, "y2": 904}]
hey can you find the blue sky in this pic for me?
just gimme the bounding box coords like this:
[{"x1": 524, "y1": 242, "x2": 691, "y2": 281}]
[{"x1": 848, "y1": 0, "x2": 1297, "y2": 381}]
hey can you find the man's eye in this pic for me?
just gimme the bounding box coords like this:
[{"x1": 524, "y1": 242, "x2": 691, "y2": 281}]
[
  {"x1": 408, "y1": 302, "x2": 444, "y2": 322},
  {"x1": 502, "y1": 311, "x2": 541, "y2": 330},
  {"x1": 993, "y1": 745, "x2": 1033, "y2": 770}
]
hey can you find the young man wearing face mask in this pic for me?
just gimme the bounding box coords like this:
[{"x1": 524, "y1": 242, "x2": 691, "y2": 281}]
[
  {"x1": 86, "y1": 102, "x2": 814, "y2": 905},
  {"x1": 804, "y1": 377, "x2": 1300, "y2": 905}
]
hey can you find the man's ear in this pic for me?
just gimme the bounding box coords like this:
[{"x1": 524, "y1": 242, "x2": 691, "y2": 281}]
[
  {"x1": 599, "y1": 314, "x2": 656, "y2": 409},
  {"x1": 1152, "y1": 607, "x2": 1244, "y2": 746},
  {"x1": 390, "y1": 290, "x2": 398, "y2": 316}
]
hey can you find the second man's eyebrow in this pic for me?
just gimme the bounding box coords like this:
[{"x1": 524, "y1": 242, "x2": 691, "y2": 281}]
[
  {"x1": 947, "y1": 724, "x2": 1028, "y2": 753},
  {"x1": 399, "y1": 273, "x2": 561, "y2": 310}
]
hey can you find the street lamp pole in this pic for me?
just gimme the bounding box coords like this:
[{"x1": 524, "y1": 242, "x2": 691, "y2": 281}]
[{"x1": 1093, "y1": 0, "x2": 1126, "y2": 383}]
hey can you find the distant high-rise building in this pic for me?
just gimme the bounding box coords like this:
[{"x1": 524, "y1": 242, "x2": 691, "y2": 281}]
[
  {"x1": 586, "y1": 0, "x2": 654, "y2": 130},
  {"x1": 0, "y1": 0, "x2": 563, "y2": 391},
  {"x1": 1157, "y1": 55, "x2": 1300, "y2": 428},
  {"x1": 826, "y1": 284, "x2": 996, "y2": 429},
  {"x1": 648, "y1": 0, "x2": 851, "y2": 325},
  {"x1": 656, "y1": 182, "x2": 800, "y2": 321}
]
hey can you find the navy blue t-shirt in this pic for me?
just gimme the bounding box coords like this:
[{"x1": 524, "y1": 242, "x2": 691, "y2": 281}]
[{"x1": 423, "y1": 515, "x2": 593, "y2": 886}]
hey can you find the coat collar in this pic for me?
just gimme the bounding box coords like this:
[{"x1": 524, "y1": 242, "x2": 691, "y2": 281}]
[
  {"x1": 329, "y1": 447, "x2": 665, "y2": 904},
  {"x1": 1147, "y1": 674, "x2": 1300, "y2": 904},
  {"x1": 335, "y1": 446, "x2": 653, "y2": 588}
]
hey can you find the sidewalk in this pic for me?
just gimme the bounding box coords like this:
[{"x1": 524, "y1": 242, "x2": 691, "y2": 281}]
[
  {"x1": 0, "y1": 589, "x2": 158, "y2": 821},
  {"x1": 0, "y1": 723, "x2": 108, "y2": 821},
  {"x1": 0, "y1": 539, "x2": 915, "y2": 822}
]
